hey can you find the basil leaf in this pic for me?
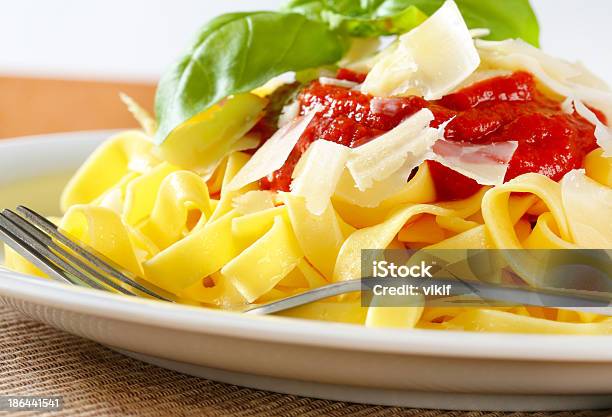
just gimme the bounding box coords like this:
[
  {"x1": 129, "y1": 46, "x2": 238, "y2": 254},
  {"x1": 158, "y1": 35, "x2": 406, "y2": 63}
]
[
  {"x1": 397, "y1": 0, "x2": 539, "y2": 46},
  {"x1": 284, "y1": 0, "x2": 428, "y2": 36},
  {"x1": 155, "y1": 12, "x2": 347, "y2": 143},
  {"x1": 283, "y1": 0, "x2": 539, "y2": 45},
  {"x1": 322, "y1": 6, "x2": 428, "y2": 37},
  {"x1": 282, "y1": 0, "x2": 327, "y2": 21}
]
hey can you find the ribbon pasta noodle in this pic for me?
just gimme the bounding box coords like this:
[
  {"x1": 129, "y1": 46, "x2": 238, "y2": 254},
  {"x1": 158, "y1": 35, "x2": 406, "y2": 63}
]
[
  {"x1": 5, "y1": 130, "x2": 610, "y2": 334},
  {"x1": 4, "y1": 1, "x2": 612, "y2": 335}
]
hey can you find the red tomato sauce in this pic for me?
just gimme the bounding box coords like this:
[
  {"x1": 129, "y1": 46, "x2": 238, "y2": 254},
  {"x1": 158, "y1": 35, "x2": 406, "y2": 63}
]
[{"x1": 260, "y1": 70, "x2": 604, "y2": 200}]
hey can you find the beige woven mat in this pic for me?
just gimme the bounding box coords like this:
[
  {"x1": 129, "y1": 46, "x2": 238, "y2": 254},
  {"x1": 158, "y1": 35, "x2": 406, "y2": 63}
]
[{"x1": 0, "y1": 306, "x2": 609, "y2": 417}]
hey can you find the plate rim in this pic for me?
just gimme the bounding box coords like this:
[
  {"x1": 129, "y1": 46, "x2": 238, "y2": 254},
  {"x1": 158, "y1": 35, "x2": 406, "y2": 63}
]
[{"x1": 2, "y1": 269, "x2": 612, "y2": 362}]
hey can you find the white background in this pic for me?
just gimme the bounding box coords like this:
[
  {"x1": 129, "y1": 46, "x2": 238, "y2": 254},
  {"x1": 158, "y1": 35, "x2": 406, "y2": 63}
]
[{"x1": 0, "y1": 0, "x2": 610, "y2": 83}]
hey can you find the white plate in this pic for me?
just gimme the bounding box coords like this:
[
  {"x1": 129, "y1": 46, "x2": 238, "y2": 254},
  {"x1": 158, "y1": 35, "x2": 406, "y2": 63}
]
[{"x1": 0, "y1": 131, "x2": 611, "y2": 412}]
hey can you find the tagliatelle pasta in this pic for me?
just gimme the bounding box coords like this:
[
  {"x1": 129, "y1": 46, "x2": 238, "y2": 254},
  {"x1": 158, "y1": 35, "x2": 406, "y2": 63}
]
[
  {"x1": 7, "y1": 127, "x2": 608, "y2": 333},
  {"x1": 6, "y1": 132, "x2": 612, "y2": 333},
  {"x1": 4, "y1": 0, "x2": 612, "y2": 334}
]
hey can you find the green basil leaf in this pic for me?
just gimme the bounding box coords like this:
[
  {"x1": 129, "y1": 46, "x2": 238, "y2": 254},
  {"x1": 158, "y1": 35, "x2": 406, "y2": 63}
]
[
  {"x1": 322, "y1": 6, "x2": 428, "y2": 37},
  {"x1": 282, "y1": 0, "x2": 327, "y2": 21},
  {"x1": 396, "y1": 0, "x2": 540, "y2": 46},
  {"x1": 284, "y1": 0, "x2": 424, "y2": 36},
  {"x1": 154, "y1": 12, "x2": 347, "y2": 143},
  {"x1": 283, "y1": 0, "x2": 539, "y2": 45}
]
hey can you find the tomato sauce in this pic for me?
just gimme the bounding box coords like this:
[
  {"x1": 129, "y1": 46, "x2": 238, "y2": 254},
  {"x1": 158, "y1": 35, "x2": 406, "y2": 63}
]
[{"x1": 260, "y1": 70, "x2": 604, "y2": 200}]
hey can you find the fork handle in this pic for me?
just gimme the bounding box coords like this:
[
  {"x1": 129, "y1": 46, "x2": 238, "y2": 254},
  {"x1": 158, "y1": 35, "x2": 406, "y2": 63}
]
[
  {"x1": 244, "y1": 277, "x2": 612, "y2": 316},
  {"x1": 243, "y1": 280, "x2": 363, "y2": 315}
]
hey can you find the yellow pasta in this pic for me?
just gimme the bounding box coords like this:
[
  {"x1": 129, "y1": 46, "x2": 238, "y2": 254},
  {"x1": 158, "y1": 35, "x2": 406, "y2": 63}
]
[
  {"x1": 4, "y1": 246, "x2": 47, "y2": 278},
  {"x1": 366, "y1": 294, "x2": 425, "y2": 329},
  {"x1": 6, "y1": 127, "x2": 610, "y2": 335},
  {"x1": 122, "y1": 163, "x2": 180, "y2": 226},
  {"x1": 61, "y1": 131, "x2": 158, "y2": 210},
  {"x1": 209, "y1": 152, "x2": 258, "y2": 222},
  {"x1": 221, "y1": 216, "x2": 303, "y2": 302},
  {"x1": 231, "y1": 206, "x2": 288, "y2": 250},
  {"x1": 4, "y1": 51, "x2": 612, "y2": 336},
  {"x1": 143, "y1": 210, "x2": 240, "y2": 294},
  {"x1": 482, "y1": 174, "x2": 571, "y2": 249},
  {"x1": 333, "y1": 188, "x2": 487, "y2": 282},
  {"x1": 283, "y1": 193, "x2": 345, "y2": 279},
  {"x1": 138, "y1": 170, "x2": 212, "y2": 250}
]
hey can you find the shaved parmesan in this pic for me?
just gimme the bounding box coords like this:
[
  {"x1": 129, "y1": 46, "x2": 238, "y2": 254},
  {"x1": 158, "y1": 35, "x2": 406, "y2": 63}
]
[
  {"x1": 278, "y1": 100, "x2": 300, "y2": 128},
  {"x1": 561, "y1": 169, "x2": 612, "y2": 248},
  {"x1": 477, "y1": 38, "x2": 612, "y2": 121},
  {"x1": 341, "y1": 37, "x2": 382, "y2": 70},
  {"x1": 226, "y1": 112, "x2": 316, "y2": 191},
  {"x1": 362, "y1": 0, "x2": 480, "y2": 100},
  {"x1": 477, "y1": 39, "x2": 580, "y2": 79},
  {"x1": 319, "y1": 77, "x2": 359, "y2": 89},
  {"x1": 452, "y1": 69, "x2": 513, "y2": 91},
  {"x1": 469, "y1": 28, "x2": 490, "y2": 39},
  {"x1": 199, "y1": 134, "x2": 260, "y2": 181},
  {"x1": 335, "y1": 159, "x2": 419, "y2": 208},
  {"x1": 432, "y1": 140, "x2": 518, "y2": 185},
  {"x1": 291, "y1": 140, "x2": 350, "y2": 215},
  {"x1": 563, "y1": 98, "x2": 612, "y2": 157},
  {"x1": 232, "y1": 191, "x2": 276, "y2": 215},
  {"x1": 570, "y1": 62, "x2": 611, "y2": 91},
  {"x1": 335, "y1": 111, "x2": 448, "y2": 208},
  {"x1": 348, "y1": 109, "x2": 436, "y2": 191}
]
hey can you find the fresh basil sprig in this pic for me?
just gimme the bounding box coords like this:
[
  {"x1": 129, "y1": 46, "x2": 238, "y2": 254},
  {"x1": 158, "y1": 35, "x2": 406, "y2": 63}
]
[
  {"x1": 283, "y1": 0, "x2": 429, "y2": 37},
  {"x1": 154, "y1": 12, "x2": 347, "y2": 143},
  {"x1": 155, "y1": 1, "x2": 540, "y2": 143},
  {"x1": 284, "y1": 0, "x2": 539, "y2": 44}
]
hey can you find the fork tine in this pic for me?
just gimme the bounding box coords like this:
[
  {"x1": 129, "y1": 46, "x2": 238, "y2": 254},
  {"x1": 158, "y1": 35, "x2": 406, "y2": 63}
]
[
  {"x1": 16, "y1": 206, "x2": 173, "y2": 302},
  {"x1": 3, "y1": 209, "x2": 136, "y2": 296},
  {"x1": 0, "y1": 219, "x2": 79, "y2": 285},
  {"x1": 0, "y1": 213, "x2": 107, "y2": 290}
]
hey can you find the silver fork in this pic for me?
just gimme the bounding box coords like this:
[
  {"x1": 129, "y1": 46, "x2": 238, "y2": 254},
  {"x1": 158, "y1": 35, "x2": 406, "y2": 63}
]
[{"x1": 0, "y1": 206, "x2": 611, "y2": 317}]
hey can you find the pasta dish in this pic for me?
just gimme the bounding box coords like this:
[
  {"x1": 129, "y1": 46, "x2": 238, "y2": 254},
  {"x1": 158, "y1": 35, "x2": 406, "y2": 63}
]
[{"x1": 5, "y1": 0, "x2": 612, "y2": 334}]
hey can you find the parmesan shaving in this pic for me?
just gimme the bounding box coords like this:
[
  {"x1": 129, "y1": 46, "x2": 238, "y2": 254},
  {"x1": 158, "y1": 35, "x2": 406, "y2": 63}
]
[
  {"x1": 226, "y1": 112, "x2": 316, "y2": 191},
  {"x1": 469, "y1": 28, "x2": 490, "y2": 39},
  {"x1": 232, "y1": 191, "x2": 276, "y2": 215},
  {"x1": 347, "y1": 109, "x2": 436, "y2": 191},
  {"x1": 563, "y1": 98, "x2": 612, "y2": 157},
  {"x1": 335, "y1": 111, "x2": 447, "y2": 208},
  {"x1": 319, "y1": 77, "x2": 359, "y2": 89},
  {"x1": 335, "y1": 159, "x2": 419, "y2": 208},
  {"x1": 452, "y1": 69, "x2": 514, "y2": 91},
  {"x1": 477, "y1": 39, "x2": 580, "y2": 80},
  {"x1": 278, "y1": 100, "x2": 300, "y2": 128},
  {"x1": 199, "y1": 134, "x2": 260, "y2": 181},
  {"x1": 477, "y1": 38, "x2": 612, "y2": 121},
  {"x1": 291, "y1": 140, "x2": 350, "y2": 215},
  {"x1": 432, "y1": 140, "x2": 518, "y2": 185},
  {"x1": 569, "y1": 62, "x2": 611, "y2": 91},
  {"x1": 561, "y1": 169, "x2": 612, "y2": 248},
  {"x1": 362, "y1": 0, "x2": 480, "y2": 100}
]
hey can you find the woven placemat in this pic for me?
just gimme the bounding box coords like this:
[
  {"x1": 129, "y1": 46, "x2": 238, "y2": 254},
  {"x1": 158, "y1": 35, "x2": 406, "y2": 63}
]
[{"x1": 0, "y1": 306, "x2": 609, "y2": 417}]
